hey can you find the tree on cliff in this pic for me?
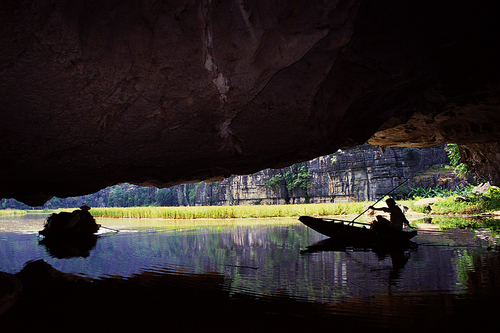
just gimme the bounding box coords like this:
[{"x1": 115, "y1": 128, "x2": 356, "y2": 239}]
[{"x1": 266, "y1": 164, "x2": 312, "y2": 203}]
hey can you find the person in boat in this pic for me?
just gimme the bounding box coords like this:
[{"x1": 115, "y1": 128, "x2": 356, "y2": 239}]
[
  {"x1": 369, "y1": 198, "x2": 410, "y2": 231},
  {"x1": 78, "y1": 204, "x2": 93, "y2": 220},
  {"x1": 45, "y1": 205, "x2": 98, "y2": 234},
  {"x1": 73, "y1": 205, "x2": 99, "y2": 232}
]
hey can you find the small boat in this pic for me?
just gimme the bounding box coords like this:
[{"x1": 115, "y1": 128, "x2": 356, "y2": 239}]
[
  {"x1": 299, "y1": 216, "x2": 417, "y2": 242},
  {"x1": 39, "y1": 206, "x2": 100, "y2": 240}
]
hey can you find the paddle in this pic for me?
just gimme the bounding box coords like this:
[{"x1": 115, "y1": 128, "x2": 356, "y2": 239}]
[
  {"x1": 99, "y1": 225, "x2": 120, "y2": 233},
  {"x1": 350, "y1": 178, "x2": 410, "y2": 224}
]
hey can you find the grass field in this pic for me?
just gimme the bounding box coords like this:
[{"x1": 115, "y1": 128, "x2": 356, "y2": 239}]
[
  {"x1": 3, "y1": 190, "x2": 500, "y2": 220},
  {"x1": 0, "y1": 209, "x2": 27, "y2": 216},
  {"x1": 75, "y1": 192, "x2": 500, "y2": 219},
  {"x1": 89, "y1": 202, "x2": 374, "y2": 219}
]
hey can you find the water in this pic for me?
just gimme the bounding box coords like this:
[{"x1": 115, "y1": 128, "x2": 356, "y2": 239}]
[{"x1": 1, "y1": 213, "x2": 500, "y2": 331}]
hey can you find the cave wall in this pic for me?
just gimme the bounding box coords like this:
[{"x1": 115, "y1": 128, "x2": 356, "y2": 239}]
[{"x1": 1, "y1": 1, "x2": 499, "y2": 206}]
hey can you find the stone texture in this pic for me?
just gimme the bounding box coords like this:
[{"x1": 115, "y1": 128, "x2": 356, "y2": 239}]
[
  {"x1": 458, "y1": 144, "x2": 500, "y2": 186},
  {"x1": 1, "y1": 1, "x2": 500, "y2": 206},
  {"x1": 186, "y1": 145, "x2": 457, "y2": 205}
]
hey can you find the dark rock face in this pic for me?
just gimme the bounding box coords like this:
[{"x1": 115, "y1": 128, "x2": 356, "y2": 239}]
[
  {"x1": 1, "y1": 1, "x2": 499, "y2": 206},
  {"x1": 458, "y1": 143, "x2": 500, "y2": 186}
]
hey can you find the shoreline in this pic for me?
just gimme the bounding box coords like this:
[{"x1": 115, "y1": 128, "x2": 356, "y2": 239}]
[{"x1": 2, "y1": 196, "x2": 500, "y2": 220}]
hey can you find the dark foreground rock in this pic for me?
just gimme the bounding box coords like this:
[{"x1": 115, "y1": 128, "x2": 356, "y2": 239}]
[{"x1": 2, "y1": 258, "x2": 500, "y2": 333}]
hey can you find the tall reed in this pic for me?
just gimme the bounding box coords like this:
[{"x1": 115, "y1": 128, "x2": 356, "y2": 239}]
[
  {"x1": 0, "y1": 209, "x2": 27, "y2": 216},
  {"x1": 91, "y1": 202, "x2": 371, "y2": 219}
]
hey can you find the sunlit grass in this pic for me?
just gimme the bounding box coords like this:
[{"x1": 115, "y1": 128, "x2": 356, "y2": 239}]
[
  {"x1": 413, "y1": 216, "x2": 500, "y2": 234},
  {"x1": 2, "y1": 192, "x2": 498, "y2": 220},
  {"x1": 413, "y1": 216, "x2": 482, "y2": 229},
  {"x1": 407, "y1": 195, "x2": 499, "y2": 215},
  {"x1": 0, "y1": 209, "x2": 27, "y2": 216},
  {"x1": 90, "y1": 202, "x2": 371, "y2": 219},
  {"x1": 430, "y1": 197, "x2": 482, "y2": 215}
]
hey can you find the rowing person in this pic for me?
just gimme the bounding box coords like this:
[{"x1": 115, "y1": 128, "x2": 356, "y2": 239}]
[{"x1": 369, "y1": 198, "x2": 411, "y2": 231}]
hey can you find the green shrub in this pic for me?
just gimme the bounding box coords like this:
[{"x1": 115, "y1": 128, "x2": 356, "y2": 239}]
[{"x1": 446, "y1": 144, "x2": 471, "y2": 177}]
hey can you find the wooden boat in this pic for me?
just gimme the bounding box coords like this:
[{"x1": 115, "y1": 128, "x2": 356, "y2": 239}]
[
  {"x1": 299, "y1": 216, "x2": 417, "y2": 242},
  {"x1": 39, "y1": 209, "x2": 100, "y2": 240}
]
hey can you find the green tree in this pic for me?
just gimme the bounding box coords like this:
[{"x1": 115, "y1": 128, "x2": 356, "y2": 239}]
[
  {"x1": 188, "y1": 183, "x2": 200, "y2": 205},
  {"x1": 447, "y1": 144, "x2": 470, "y2": 177},
  {"x1": 266, "y1": 173, "x2": 283, "y2": 188},
  {"x1": 155, "y1": 188, "x2": 171, "y2": 206},
  {"x1": 284, "y1": 165, "x2": 312, "y2": 193},
  {"x1": 108, "y1": 187, "x2": 125, "y2": 207},
  {"x1": 266, "y1": 172, "x2": 290, "y2": 203},
  {"x1": 266, "y1": 164, "x2": 312, "y2": 203}
]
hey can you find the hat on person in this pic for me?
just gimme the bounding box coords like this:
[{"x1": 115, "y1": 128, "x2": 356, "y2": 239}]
[{"x1": 80, "y1": 204, "x2": 91, "y2": 211}]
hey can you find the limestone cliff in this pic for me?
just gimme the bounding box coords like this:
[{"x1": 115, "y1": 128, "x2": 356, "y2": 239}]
[{"x1": 189, "y1": 145, "x2": 456, "y2": 205}]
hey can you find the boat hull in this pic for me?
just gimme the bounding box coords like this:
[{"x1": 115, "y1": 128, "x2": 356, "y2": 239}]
[
  {"x1": 299, "y1": 216, "x2": 417, "y2": 242},
  {"x1": 39, "y1": 211, "x2": 100, "y2": 241}
]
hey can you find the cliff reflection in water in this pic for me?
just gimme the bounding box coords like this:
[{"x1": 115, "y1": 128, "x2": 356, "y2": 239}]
[{"x1": 1, "y1": 215, "x2": 500, "y2": 331}]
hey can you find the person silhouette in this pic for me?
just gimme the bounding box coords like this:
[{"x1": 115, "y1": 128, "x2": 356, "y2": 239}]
[{"x1": 369, "y1": 198, "x2": 410, "y2": 231}]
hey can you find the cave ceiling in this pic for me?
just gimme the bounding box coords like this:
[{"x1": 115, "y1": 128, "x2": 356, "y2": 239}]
[{"x1": 1, "y1": 0, "x2": 500, "y2": 206}]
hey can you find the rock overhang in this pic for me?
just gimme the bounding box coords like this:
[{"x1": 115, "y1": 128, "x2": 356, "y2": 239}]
[{"x1": 1, "y1": 0, "x2": 499, "y2": 206}]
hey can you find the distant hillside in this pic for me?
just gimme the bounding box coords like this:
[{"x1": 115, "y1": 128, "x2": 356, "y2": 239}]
[{"x1": 1, "y1": 145, "x2": 468, "y2": 209}]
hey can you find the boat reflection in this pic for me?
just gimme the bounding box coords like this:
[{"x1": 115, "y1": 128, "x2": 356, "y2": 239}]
[
  {"x1": 301, "y1": 238, "x2": 417, "y2": 284},
  {"x1": 38, "y1": 234, "x2": 98, "y2": 259}
]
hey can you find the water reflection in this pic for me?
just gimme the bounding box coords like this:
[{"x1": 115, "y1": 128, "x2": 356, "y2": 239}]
[
  {"x1": 1, "y1": 214, "x2": 500, "y2": 331},
  {"x1": 38, "y1": 234, "x2": 98, "y2": 259},
  {"x1": 2, "y1": 216, "x2": 498, "y2": 299},
  {"x1": 301, "y1": 238, "x2": 417, "y2": 285}
]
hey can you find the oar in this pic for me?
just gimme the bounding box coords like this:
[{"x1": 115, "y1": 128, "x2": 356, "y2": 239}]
[
  {"x1": 99, "y1": 225, "x2": 120, "y2": 233},
  {"x1": 324, "y1": 218, "x2": 371, "y2": 226},
  {"x1": 350, "y1": 178, "x2": 410, "y2": 224}
]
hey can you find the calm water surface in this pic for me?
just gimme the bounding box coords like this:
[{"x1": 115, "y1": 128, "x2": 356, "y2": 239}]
[{"x1": 1, "y1": 213, "x2": 499, "y2": 304}]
